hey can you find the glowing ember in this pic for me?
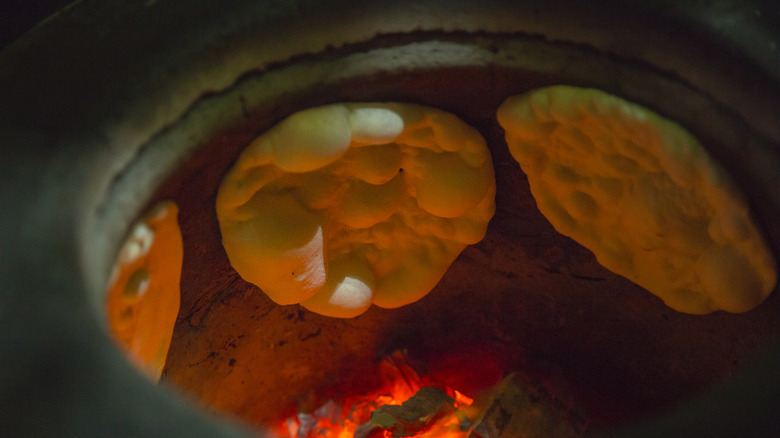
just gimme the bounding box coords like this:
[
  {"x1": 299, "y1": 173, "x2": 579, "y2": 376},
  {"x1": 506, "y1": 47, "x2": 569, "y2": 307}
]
[
  {"x1": 276, "y1": 352, "x2": 477, "y2": 438},
  {"x1": 274, "y1": 351, "x2": 588, "y2": 438}
]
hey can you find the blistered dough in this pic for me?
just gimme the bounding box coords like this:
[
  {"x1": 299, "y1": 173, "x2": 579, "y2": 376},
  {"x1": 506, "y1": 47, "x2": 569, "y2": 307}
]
[
  {"x1": 217, "y1": 103, "x2": 495, "y2": 317},
  {"x1": 106, "y1": 201, "x2": 183, "y2": 380},
  {"x1": 498, "y1": 86, "x2": 776, "y2": 314}
]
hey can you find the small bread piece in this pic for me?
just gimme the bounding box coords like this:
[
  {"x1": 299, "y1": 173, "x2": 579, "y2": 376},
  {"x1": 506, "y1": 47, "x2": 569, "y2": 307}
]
[{"x1": 106, "y1": 201, "x2": 182, "y2": 380}]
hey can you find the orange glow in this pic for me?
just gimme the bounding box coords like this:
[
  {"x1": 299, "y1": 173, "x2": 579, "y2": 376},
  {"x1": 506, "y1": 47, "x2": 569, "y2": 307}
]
[
  {"x1": 276, "y1": 352, "x2": 478, "y2": 438},
  {"x1": 106, "y1": 201, "x2": 183, "y2": 381}
]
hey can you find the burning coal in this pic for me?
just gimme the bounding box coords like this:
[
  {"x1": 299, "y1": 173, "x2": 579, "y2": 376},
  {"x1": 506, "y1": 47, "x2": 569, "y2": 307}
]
[{"x1": 275, "y1": 351, "x2": 586, "y2": 438}]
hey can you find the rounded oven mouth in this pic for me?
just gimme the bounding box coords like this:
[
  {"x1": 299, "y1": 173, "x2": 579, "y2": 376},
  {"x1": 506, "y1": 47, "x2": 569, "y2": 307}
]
[
  {"x1": 94, "y1": 31, "x2": 780, "y2": 435},
  {"x1": 3, "y1": 2, "x2": 780, "y2": 438}
]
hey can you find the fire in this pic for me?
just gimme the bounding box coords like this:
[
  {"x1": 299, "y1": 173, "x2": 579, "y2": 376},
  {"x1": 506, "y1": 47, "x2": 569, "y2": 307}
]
[{"x1": 276, "y1": 352, "x2": 477, "y2": 438}]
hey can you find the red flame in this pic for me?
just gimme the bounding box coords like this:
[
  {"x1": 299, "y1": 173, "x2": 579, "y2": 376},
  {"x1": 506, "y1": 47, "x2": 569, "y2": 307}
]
[{"x1": 276, "y1": 352, "x2": 477, "y2": 438}]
